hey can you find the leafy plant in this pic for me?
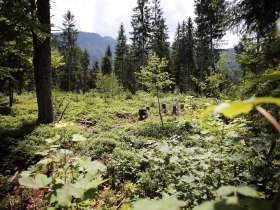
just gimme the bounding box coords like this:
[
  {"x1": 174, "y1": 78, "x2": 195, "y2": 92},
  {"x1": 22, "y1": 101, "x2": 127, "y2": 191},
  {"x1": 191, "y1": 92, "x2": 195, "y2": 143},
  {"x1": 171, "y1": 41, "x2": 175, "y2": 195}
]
[
  {"x1": 19, "y1": 132, "x2": 107, "y2": 209},
  {"x1": 137, "y1": 53, "x2": 174, "y2": 128}
]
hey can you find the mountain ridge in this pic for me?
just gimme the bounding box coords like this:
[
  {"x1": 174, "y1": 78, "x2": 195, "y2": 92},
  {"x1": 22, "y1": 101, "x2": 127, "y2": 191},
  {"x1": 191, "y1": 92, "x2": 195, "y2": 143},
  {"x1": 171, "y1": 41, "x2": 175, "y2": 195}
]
[{"x1": 77, "y1": 31, "x2": 116, "y2": 65}]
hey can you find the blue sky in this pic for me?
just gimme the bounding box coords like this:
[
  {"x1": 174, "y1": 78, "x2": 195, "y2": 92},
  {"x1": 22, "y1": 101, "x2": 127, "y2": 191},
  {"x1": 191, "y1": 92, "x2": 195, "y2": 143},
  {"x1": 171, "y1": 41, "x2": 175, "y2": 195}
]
[{"x1": 51, "y1": 0, "x2": 240, "y2": 48}]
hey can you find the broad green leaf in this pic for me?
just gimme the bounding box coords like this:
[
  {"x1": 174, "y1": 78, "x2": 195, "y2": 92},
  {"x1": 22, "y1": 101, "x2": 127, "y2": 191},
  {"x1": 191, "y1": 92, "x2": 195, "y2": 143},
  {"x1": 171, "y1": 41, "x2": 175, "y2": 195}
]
[
  {"x1": 56, "y1": 183, "x2": 84, "y2": 206},
  {"x1": 19, "y1": 174, "x2": 51, "y2": 189},
  {"x1": 37, "y1": 158, "x2": 54, "y2": 165},
  {"x1": 193, "y1": 198, "x2": 240, "y2": 210},
  {"x1": 216, "y1": 186, "x2": 235, "y2": 197},
  {"x1": 131, "y1": 196, "x2": 185, "y2": 210},
  {"x1": 236, "y1": 186, "x2": 259, "y2": 198},
  {"x1": 20, "y1": 171, "x2": 31, "y2": 178},
  {"x1": 72, "y1": 134, "x2": 87, "y2": 142},
  {"x1": 214, "y1": 101, "x2": 253, "y2": 118},
  {"x1": 86, "y1": 161, "x2": 106, "y2": 176},
  {"x1": 260, "y1": 70, "x2": 280, "y2": 81},
  {"x1": 201, "y1": 97, "x2": 280, "y2": 119},
  {"x1": 45, "y1": 138, "x2": 56, "y2": 144}
]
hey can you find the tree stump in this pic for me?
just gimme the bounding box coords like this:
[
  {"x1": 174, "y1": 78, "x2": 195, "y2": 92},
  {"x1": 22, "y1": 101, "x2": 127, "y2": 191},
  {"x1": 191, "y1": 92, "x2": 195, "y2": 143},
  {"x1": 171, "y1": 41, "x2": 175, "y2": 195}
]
[
  {"x1": 138, "y1": 109, "x2": 148, "y2": 121},
  {"x1": 162, "y1": 104, "x2": 167, "y2": 113},
  {"x1": 172, "y1": 106, "x2": 177, "y2": 115},
  {"x1": 180, "y1": 103, "x2": 184, "y2": 110},
  {"x1": 146, "y1": 107, "x2": 150, "y2": 111}
]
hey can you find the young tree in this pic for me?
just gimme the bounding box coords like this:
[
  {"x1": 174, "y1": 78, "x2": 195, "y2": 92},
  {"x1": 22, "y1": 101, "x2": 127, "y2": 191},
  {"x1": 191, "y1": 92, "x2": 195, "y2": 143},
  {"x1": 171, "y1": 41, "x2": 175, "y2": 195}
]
[
  {"x1": 101, "y1": 45, "x2": 112, "y2": 75},
  {"x1": 60, "y1": 10, "x2": 78, "y2": 91},
  {"x1": 138, "y1": 54, "x2": 173, "y2": 128},
  {"x1": 114, "y1": 23, "x2": 129, "y2": 89}
]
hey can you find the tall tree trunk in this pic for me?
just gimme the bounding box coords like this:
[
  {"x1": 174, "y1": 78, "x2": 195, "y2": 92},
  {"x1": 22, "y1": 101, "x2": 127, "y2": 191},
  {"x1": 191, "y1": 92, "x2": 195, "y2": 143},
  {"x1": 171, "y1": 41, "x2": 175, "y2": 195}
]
[{"x1": 32, "y1": 0, "x2": 54, "y2": 124}]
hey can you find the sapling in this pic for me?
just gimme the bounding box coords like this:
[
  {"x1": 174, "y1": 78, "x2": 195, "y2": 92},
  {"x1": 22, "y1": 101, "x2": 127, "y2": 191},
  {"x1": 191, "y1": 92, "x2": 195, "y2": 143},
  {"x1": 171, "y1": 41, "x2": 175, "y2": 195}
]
[{"x1": 137, "y1": 54, "x2": 174, "y2": 128}]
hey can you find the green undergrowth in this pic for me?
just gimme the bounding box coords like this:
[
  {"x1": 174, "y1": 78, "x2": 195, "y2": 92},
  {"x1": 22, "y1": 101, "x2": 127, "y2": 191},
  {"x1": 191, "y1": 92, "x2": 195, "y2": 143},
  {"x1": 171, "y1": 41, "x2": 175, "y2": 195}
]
[{"x1": 0, "y1": 91, "x2": 279, "y2": 209}]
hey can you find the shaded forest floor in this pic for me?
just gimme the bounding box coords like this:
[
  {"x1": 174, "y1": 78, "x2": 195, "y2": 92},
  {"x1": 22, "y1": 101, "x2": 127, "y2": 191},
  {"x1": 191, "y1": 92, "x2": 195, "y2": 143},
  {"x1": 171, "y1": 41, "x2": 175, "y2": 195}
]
[{"x1": 0, "y1": 91, "x2": 279, "y2": 209}]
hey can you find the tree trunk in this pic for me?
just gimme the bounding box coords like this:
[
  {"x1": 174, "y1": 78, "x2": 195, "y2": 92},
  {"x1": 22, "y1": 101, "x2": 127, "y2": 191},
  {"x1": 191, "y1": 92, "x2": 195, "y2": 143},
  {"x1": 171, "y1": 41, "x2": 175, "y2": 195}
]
[{"x1": 32, "y1": 0, "x2": 54, "y2": 124}]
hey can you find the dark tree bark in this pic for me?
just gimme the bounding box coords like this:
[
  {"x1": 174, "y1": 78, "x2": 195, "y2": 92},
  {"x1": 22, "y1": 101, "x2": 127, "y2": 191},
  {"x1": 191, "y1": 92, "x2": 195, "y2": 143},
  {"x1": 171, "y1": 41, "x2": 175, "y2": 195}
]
[{"x1": 32, "y1": 0, "x2": 54, "y2": 124}]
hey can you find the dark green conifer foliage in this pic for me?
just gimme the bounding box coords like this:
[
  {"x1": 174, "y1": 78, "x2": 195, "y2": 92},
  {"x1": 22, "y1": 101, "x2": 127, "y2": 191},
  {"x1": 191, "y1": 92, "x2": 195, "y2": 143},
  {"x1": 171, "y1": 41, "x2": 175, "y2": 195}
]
[
  {"x1": 185, "y1": 17, "x2": 198, "y2": 90},
  {"x1": 130, "y1": 0, "x2": 151, "y2": 67},
  {"x1": 194, "y1": 0, "x2": 228, "y2": 82},
  {"x1": 101, "y1": 45, "x2": 113, "y2": 75},
  {"x1": 114, "y1": 23, "x2": 130, "y2": 90},
  {"x1": 60, "y1": 10, "x2": 78, "y2": 91},
  {"x1": 170, "y1": 19, "x2": 197, "y2": 92},
  {"x1": 80, "y1": 49, "x2": 90, "y2": 93},
  {"x1": 230, "y1": 0, "x2": 280, "y2": 36},
  {"x1": 88, "y1": 60, "x2": 99, "y2": 89},
  {"x1": 150, "y1": 0, "x2": 169, "y2": 60}
]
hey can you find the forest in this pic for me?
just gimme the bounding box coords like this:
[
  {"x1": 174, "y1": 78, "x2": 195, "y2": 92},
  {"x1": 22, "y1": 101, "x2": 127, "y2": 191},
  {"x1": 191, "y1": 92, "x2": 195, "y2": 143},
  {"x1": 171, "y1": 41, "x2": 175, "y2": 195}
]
[{"x1": 0, "y1": 0, "x2": 280, "y2": 209}]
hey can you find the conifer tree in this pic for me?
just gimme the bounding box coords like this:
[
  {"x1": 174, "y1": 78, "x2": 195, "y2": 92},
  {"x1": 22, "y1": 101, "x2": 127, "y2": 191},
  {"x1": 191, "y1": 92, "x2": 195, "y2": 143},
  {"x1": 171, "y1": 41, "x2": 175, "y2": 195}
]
[
  {"x1": 88, "y1": 60, "x2": 99, "y2": 89},
  {"x1": 185, "y1": 17, "x2": 197, "y2": 90},
  {"x1": 80, "y1": 49, "x2": 90, "y2": 93},
  {"x1": 130, "y1": 0, "x2": 151, "y2": 67},
  {"x1": 170, "y1": 18, "x2": 197, "y2": 92},
  {"x1": 194, "y1": 0, "x2": 227, "y2": 82},
  {"x1": 101, "y1": 45, "x2": 112, "y2": 75},
  {"x1": 114, "y1": 23, "x2": 130, "y2": 89},
  {"x1": 150, "y1": 0, "x2": 169, "y2": 59},
  {"x1": 60, "y1": 10, "x2": 78, "y2": 91}
]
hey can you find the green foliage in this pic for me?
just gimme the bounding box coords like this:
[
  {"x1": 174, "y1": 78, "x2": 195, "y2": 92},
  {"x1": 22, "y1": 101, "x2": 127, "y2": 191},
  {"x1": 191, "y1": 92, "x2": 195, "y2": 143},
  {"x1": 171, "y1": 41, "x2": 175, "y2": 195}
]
[
  {"x1": 260, "y1": 69, "x2": 280, "y2": 81},
  {"x1": 193, "y1": 67, "x2": 223, "y2": 98},
  {"x1": 101, "y1": 45, "x2": 113, "y2": 75},
  {"x1": 138, "y1": 54, "x2": 173, "y2": 92},
  {"x1": 19, "y1": 133, "x2": 107, "y2": 208},
  {"x1": 193, "y1": 185, "x2": 269, "y2": 210},
  {"x1": 202, "y1": 97, "x2": 280, "y2": 119},
  {"x1": 138, "y1": 54, "x2": 173, "y2": 127},
  {"x1": 95, "y1": 72, "x2": 123, "y2": 96},
  {"x1": 51, "y1": 49, "x2": 65, "y2": 69},
  {"x1": 1, "y1": 92, "x2": 279, "y2": 209},
  {"x1": 127, "y1": 195, "x2": 185, "y2": 210}
]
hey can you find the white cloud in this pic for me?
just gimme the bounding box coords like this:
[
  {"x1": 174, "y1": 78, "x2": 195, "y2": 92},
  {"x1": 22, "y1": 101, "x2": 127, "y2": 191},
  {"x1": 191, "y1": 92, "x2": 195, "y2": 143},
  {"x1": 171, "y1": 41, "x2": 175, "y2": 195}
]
[{"x1": 51, "y1": 0, "x2": 239, "y2": 48}]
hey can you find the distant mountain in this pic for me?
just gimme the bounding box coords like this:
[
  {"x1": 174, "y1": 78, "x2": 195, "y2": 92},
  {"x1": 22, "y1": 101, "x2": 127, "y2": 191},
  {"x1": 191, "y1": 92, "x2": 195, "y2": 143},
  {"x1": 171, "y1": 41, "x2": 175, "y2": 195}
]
[{"x1": 77, "y1": 32, "x2": 116, "y2": 65}]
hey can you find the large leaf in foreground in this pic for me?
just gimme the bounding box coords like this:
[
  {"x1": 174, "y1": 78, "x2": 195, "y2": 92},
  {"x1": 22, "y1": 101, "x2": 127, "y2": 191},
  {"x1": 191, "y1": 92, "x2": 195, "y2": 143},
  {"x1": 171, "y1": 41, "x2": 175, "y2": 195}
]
[{"x1": 19, "y1": 174, "x2": 51, "y2": 189}]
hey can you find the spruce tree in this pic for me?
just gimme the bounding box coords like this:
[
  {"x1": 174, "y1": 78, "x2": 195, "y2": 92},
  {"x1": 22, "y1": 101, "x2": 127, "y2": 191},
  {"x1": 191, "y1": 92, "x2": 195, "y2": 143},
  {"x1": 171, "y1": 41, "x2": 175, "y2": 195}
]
[
  {"x1": 170, "y1": 23, "x2": 183, "y2": 91},
  {"x1": 170, "y1": 19, "x2": 197, "y2": 92},
  {"x1": 194, "y1": 0, "x2": 227, "y2": 82},
  {"x1": 101, "y1": 45, "x2": 112, "y2": 75},
  {"x1": 60, "y1": 10, "x2": 78, "y2": 91},
  {"x1": 114, "y1": 23, "x2": 130, "y2": 90},
  {"x1": 130, "y1": 0, "x2": 151, "y2": 67},
  {"x1": 80, "y1": 49, "x2": 90, "y2": 93},
  {"x1": 185, "y1": 17, "x2": 197, "y2": 90},
  {"x1": 88, "y1": 60, "x2": 99, "y2": 89},
  {"x1": 150, "y1": 0, "x2": 169, "y2": 59}
]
